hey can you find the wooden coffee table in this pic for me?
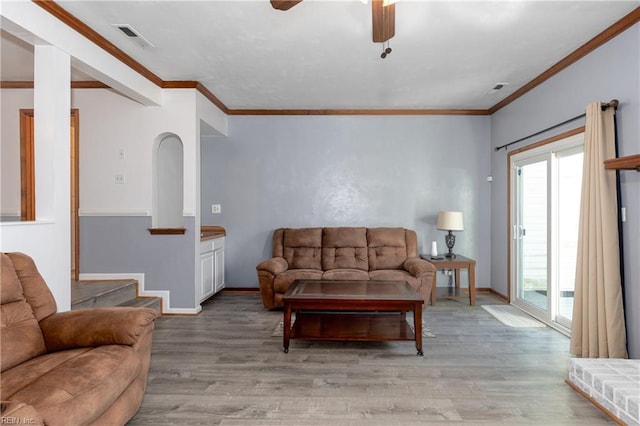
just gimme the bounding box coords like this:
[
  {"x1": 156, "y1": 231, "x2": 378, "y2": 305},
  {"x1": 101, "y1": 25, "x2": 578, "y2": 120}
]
[{"x1": 282, "y1": 280, "x2": 424, "y2": 356}]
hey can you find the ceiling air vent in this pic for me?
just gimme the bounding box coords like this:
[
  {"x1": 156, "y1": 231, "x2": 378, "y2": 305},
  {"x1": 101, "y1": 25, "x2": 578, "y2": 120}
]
[
  {"x1": 112, "y1": 24, "x2": 154, "y2": 49},
  {"x1": 487, "y1": 82, "x2": 509, "y2": 95}
]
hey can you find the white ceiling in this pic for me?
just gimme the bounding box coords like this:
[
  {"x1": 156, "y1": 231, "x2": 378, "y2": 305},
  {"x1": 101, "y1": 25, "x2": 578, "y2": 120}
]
[{"x1": 2, "y1": 1, "x2": 639, "y2": 110}]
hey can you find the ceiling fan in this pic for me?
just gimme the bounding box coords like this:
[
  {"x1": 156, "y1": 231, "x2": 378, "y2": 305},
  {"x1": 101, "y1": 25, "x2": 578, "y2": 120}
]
[{"x1": 270, "y1": 0, "x2": 396, "y2": 55}]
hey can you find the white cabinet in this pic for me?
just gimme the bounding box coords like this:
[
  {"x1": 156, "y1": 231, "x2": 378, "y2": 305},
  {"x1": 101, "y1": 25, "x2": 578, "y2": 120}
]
[
  {"x1": 199, "y1": 237, "x2": 225, "y2": 302},
  {"x1": 214, "y1": 246, "x2": 225, "y2": 293}
]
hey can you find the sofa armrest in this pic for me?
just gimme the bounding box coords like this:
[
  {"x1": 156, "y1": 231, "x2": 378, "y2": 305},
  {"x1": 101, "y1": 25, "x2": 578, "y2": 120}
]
[
  {"x1": 403, "y1": 257, "x2": 436, "y2": 277},
  {"x1": 40, "y1": 307, "x2": 159, "y2": 352},
  {"x1": 256, "y1": 257, "x2": 288, "y2": 276}
]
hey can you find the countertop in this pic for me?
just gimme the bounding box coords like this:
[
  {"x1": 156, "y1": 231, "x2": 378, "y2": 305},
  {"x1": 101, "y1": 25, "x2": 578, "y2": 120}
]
[{"x1": 201, "y1": 225, "x2": 226, "y2": 241}]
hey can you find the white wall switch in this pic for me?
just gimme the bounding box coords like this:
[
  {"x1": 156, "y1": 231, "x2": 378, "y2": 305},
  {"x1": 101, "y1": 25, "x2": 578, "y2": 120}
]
[
  {"x1": 115, "y1": 174, "x2": 125, "y2": 184},
  {"x1": 118, "y1": 148, "x2": 126, "y2": 160},
  {"x1": 211, "y1": 204, "x2": 221, "y2": 214}
]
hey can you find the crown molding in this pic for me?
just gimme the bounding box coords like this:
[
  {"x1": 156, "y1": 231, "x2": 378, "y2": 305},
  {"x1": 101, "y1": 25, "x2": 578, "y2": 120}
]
[
  {"x1": 0, "y1": 81, "x2": 34, "y2": 89},
  {"x1": 1, "y1": 81, "x2": 110, "y2": 89},
  {"x1": 31, "y1": 2, "x2": 640, "y2": 116},
  {"x1": 489, "y1": 6, "x2": 640, "y2": 114},
  {"x1": 72, "y1": 81, "x2": 110, "y2": 89},
  {"x1": 227, "y1": 109, "x2": 491, "y2": 116},
  {"x1": 33, "y1": 0, "x2": 164, "y2": 87}
]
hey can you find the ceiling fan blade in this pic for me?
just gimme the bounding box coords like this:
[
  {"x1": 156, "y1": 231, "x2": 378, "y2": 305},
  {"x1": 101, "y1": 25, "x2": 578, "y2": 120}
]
[
  {"x1": 270, "y1": 0, "x2": 303, "y2": 11},
  {"x1": 372, "y1": 0, "x2": 395, "y2": 43}
]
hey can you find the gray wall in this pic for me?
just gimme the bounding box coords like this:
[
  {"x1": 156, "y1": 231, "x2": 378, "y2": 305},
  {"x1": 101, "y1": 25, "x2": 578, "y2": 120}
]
[
  {"x1": 201, "y1": 115, "x2": 492, "y2": 288},
  {"x1": 490, "y1": 23, "x2": 640, "y2": 358},
  {"x1": 80, "y1": 216, "x2": 197, "y2": 309}
]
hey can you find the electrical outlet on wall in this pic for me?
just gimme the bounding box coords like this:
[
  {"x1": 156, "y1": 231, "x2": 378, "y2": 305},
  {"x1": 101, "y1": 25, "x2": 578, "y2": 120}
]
[
  {"x1": 115, "y1": 174, "x2": 125, "y2": 184},
  {"x1": 211, "y1": 204, "x2": 221, "y2": 214}
]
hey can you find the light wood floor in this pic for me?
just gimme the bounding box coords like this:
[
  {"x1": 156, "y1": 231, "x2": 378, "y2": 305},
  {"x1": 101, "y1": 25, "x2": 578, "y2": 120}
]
[{"x1": 128, "y1": 292, "x2": 612, "y2": 425}]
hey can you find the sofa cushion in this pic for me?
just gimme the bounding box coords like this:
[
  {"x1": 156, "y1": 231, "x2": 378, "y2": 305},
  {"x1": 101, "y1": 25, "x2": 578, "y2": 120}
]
[
  {"x1": 0, "y1": 401, "x2": 44, "y2": 426},
  {"x1": 1, "y1": 348, "x2": 92, "y2": 398},
  {"x1": 322, "y1": 227, "x2": 368, "y2": 271},
  {"x1": 367, "y1": 228, "x2": 408, "y2": 271},
  {"x1": 368, "y1": 270, "x2": 418, "y2": 289},
  {"x1": 4, "y1": 345, "x2": 141, "y2": 426},
  {"x1": 322, "y1": 269, "x2": 370, "y2": 281},
  {"x1": 1, "y1": 254, "x2": 47, "y2": 372},
  {"x1": 273, "y1": 269, "x2": 323, "y2": 294},
  {"x1": 282, "y1": 228, "x2": 323, "y2": 270}
]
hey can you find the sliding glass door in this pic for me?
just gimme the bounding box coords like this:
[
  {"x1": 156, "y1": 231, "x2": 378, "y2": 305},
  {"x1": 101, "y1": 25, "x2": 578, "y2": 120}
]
[
  {"x1": 510, "y1": 133, "x2": 583, "y2": 332},
  {"x1": 514, "y1": 156, "x2": 549, "y2": 314},
  {"x1": 554, "y1": 147, "x2": 583, "y2": 328}
]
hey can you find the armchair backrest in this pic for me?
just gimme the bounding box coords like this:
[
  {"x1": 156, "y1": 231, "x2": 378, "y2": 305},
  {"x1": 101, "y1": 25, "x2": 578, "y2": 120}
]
[{"x1": 1, "y1": 252, "x2": 57, "y2": 372}]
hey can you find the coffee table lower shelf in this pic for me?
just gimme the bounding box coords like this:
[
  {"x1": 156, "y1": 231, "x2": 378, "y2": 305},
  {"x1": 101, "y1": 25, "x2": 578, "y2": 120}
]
[{"x1": 289, "y1": 312, "x2": 418, "y2": 351}]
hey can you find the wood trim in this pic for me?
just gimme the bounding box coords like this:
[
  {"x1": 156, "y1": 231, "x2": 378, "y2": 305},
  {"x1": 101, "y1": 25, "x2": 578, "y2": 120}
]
[
  {"x1": 1, "y1": 81, "x2": 110, "y2": 89},
  {"x1": 32, "y1": 0, "x2": 164, "y2": 87},
  {"x1": 565, "y1": 380, "x2": 626, "y2": 426},
  {"x1": 604, "y1": 153, "x2": 640, "y2": 171},
  {"x1": 506, "y1": 150, "x2": 511, "y2": 303},
  {"x1": 509, "y1": 126, "x2": 585, "y2": 156},
  {"x1": 227, "y1": 109, "x2": 491, "y2": 116},
  {"x1": 72, "y1": 81, "x2": 110, "y2": 89},
  {"x1": 20, "y1": 110, "x2": 35, "y2": 221},
  {"x1": 2, "y1": 81, "x2": 34, "y2": 89},
  {"x1": 32, "y1": 2, "x2": 639, "y2": 116},
  {"x1": 490, "y1": 6, "x2": 640, "y2": 114},
  {"x1": 147, "y1": 227, "x2": 187, "y2": 235},
  {"x1": 195, "y1": 83, "x2": 230, "y2": 115},
  {"x1": 476, "y1": 288, "x2": 509, "y2": 303},
  {"x1": 222, "y1": 288, "x2": 261, "y2": 293},
  {"x1": 506, "y1": 126, "x2": 585, "y2": 306},
  {"x1": 71, "y1": 109, "x2": 80, "y2": 281},
  {"x1": 162, "y1": 81, "x2": 198, "y2": 89}
]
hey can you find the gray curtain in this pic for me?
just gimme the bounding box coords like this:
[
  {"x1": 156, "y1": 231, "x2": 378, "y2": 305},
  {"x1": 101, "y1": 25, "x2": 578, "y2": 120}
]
[{"x1": 570, "y1": 101, "x2": 627, "y2": 359}]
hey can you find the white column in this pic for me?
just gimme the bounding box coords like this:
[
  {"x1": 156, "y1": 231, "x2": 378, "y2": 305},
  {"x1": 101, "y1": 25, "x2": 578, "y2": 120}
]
[{"x1": 34, "y1": 44, "x2": 71, "y2": 309}]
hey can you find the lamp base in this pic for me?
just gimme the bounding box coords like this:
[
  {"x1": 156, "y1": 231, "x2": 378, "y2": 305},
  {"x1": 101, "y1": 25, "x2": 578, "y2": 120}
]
[
  {"x1": 444, "y1": 231, "x2": 456, "y2": 259},
  {"x1": 444, "y1": 252, "x2": 457, "y2": 258}
]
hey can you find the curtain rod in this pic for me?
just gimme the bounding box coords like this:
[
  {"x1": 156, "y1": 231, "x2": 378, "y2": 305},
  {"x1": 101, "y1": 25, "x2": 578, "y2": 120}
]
[{"x1": 494, "y1": 99, "x2": 619, "y2": 152}]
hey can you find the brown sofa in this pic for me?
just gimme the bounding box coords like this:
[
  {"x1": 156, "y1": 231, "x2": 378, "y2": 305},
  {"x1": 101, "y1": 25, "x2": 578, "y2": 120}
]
[
  {"x1": 0, "y1": 252, "x2": 159, "y2": 426},
  {"x1": 256, "y1": 227, "x2": 436, "y2": 309}
]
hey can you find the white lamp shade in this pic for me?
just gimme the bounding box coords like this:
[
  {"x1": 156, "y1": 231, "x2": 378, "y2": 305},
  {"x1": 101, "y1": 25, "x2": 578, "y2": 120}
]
[{"x1": 437, "y1": 211, "x2": 464, "y2": 231}]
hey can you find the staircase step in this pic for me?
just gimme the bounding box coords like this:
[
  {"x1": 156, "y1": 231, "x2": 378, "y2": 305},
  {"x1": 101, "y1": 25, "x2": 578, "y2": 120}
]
[
  {"x1": 71, "y1": 279, "x2": 137, "y2": 310},
  {"x1": 118, "y1": 296, "x2": 162, "y2": 313}
]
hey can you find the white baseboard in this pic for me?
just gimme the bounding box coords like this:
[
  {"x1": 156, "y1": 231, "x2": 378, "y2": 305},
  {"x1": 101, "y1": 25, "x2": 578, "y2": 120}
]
[{"x1": 78, "y1": 272, "x2": 202, "y2": 315}]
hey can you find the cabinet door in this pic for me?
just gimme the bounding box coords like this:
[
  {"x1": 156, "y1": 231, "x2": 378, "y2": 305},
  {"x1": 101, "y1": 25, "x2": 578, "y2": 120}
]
[
  {"x1": 200, "y1": 251, "x2": 215, "y2": 301},
  {"x1": 214, "y1": 248, "x2": 225, "y2": 293}
]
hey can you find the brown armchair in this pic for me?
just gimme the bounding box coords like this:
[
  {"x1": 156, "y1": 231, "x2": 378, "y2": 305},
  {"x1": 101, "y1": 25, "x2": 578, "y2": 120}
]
[{"x1": 1, "y1": 252, "x2": 159, "y2": 426}]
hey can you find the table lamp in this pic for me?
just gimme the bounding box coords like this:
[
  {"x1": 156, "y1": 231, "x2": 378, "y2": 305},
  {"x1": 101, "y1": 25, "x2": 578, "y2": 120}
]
[{"x1": 437, "y1": 211, "x2": 464, "y2": 258}]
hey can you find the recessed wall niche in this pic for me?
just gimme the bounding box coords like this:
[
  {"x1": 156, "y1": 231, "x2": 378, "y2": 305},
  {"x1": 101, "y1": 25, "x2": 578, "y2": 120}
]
[{"x1": 152, "y1": 132, "x2": 184, "y2": 229}]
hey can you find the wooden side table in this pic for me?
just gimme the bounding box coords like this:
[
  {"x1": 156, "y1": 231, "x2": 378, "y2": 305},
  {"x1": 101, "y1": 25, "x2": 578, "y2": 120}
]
[{"x1": 420, "y1": 254, "x2": 476, "y2": 306}]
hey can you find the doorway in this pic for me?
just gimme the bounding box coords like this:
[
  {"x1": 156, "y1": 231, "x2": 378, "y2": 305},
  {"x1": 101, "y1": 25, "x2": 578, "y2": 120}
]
[
  {"x1": 509, "y1": 129, "x2": 584, "y2": 333},
  {"x1": 20, "y1": 109, "x2": 80, "y2": 280}
]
